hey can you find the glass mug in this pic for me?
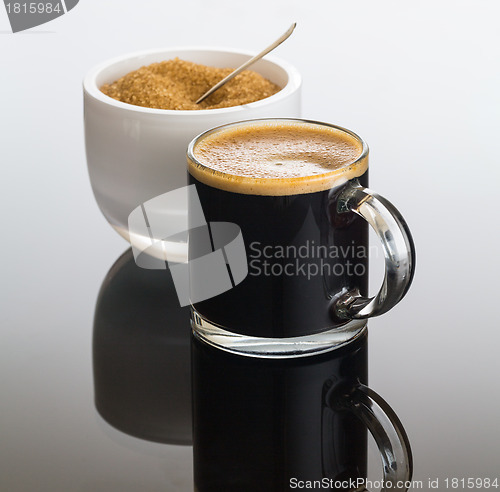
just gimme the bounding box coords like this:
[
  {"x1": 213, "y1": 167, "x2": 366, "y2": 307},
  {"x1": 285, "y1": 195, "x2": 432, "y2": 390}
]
[
  {"x1": 187, "y1": 119, "x2": 415, "y2": 357},
  {"x1": 192, "y1": 331, "x2": 412, "y2": 491}
]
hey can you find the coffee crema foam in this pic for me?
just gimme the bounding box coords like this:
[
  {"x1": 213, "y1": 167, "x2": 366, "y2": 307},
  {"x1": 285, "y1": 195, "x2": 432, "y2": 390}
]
[{"x1": 189, "y1": 121, "x2": 368, "y2": 196}]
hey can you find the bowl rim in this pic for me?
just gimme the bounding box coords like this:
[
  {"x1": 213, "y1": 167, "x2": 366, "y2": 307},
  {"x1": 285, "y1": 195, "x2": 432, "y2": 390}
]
[{"x1": 83, "y1": 46, "x2": 302, "y2": 116}]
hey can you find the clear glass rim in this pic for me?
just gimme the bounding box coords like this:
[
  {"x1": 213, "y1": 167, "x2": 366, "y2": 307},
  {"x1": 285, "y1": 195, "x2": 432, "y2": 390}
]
[
  {"x1": 191, "y1": 308, "x2": 368, "y2": 359},
  {"x1": 186, "y1": 118, "x2": 369, "y2": 188}
]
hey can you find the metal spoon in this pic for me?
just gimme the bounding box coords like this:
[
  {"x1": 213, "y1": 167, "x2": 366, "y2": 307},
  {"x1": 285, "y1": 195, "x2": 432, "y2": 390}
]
[{"x1": 195, "y1": 23, "x2": 296, "y2": 105}]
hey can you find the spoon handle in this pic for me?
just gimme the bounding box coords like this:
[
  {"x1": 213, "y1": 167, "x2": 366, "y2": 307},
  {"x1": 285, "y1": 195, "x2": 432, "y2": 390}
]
[{"x1": 196, "y1": 23, "x2": 296, "y2": 104}]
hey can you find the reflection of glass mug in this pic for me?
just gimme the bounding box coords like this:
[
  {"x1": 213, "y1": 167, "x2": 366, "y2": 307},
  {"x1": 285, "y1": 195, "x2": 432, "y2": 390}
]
[
  {"x1": 192, "y1": 331, "x2": 412, "y2": 491},
  {"x1": 187, "y1": 119, "x2": 415, "y2": 357}
]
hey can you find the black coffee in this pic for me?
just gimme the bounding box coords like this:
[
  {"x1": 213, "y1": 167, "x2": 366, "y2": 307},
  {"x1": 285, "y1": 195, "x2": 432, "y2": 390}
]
[
  {"x1": 192, "y1": 331, "x2": 369, "y2": 491},
  {"x1": 188, "y1": 120, "x2": 369, "y2": 338}
]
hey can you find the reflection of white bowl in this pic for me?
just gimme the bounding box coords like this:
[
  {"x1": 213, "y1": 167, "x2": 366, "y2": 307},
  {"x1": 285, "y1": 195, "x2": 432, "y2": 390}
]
[{"x1": 83, "y1": 47, "x2": 302, "y2": 261}]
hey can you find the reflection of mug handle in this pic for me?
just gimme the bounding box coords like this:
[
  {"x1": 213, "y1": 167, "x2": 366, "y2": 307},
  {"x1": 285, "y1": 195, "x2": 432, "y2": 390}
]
[
  {"x1": 333, "y1": 180, "x2": 416, "y2": 320},
  {"x1": 329, "y1": 382, "x2": 413, "y2": 492}
]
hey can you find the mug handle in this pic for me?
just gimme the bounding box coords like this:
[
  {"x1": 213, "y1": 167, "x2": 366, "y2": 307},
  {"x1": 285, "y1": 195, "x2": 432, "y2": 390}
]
[
  {"x1": 329, "y1": 382, "x2": 413, "y2": 491},
  {"x1": 333, "y1": 180, "x2": 416, "y2": 320}
]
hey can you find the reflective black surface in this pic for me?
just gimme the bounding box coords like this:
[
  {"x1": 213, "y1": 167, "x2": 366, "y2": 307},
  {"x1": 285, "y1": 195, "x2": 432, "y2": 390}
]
[
  {"x1": 92, "y1": 249, "x2": 377, "y2": 491},
  {"x1": 192, "y1": 332, "x2": 369, "y2": 491}
]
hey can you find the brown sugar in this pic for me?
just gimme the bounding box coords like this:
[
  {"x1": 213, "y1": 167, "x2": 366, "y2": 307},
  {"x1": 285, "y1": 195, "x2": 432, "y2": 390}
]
[{"x1": 100, "y1": 58, "x2": 282, "y2": 110}]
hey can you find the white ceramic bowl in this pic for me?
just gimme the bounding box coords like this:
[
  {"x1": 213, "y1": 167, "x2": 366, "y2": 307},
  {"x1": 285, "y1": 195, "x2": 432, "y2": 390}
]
[{"x1": 83, "y1": 47, "x2": 301, "y2": 260}]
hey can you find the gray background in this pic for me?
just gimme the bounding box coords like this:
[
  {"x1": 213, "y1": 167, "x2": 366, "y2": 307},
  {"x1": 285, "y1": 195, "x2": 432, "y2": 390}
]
[{"x1": 1, "y1": 0, "x2": 499, "y2": 490}]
